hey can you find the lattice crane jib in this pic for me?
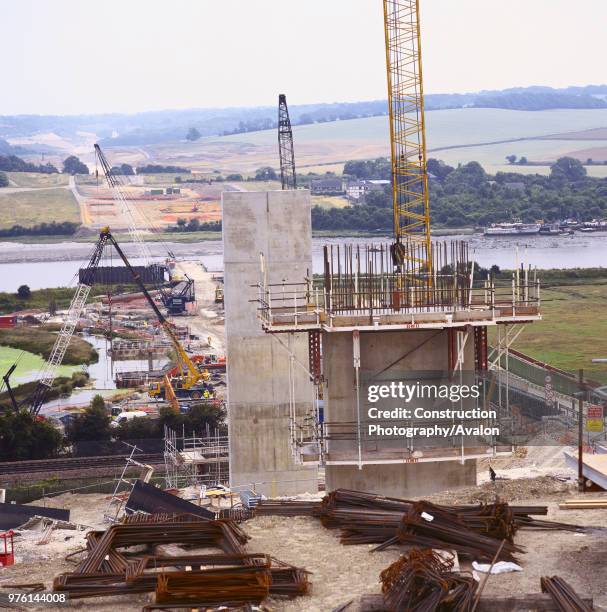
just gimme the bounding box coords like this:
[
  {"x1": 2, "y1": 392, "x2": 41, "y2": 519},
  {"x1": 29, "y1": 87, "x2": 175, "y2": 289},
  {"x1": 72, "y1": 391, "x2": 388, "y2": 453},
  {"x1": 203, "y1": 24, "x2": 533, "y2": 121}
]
[
  {"x1": 278, "y1": 94, "x2": 297, "y2": 190},
  {"x1": 383, "y1": 0, "x2": 432, "y2": 273},
  {"x1": 94, "y1": 144, "x2": 154, "y2": 266}
]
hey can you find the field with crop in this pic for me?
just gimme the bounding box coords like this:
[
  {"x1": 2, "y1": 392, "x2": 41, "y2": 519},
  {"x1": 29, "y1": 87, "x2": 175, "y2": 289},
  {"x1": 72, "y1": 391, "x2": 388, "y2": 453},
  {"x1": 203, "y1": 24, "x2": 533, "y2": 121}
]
[
  {"x1": 6, "y1": 172, "x2": 69, "y2": 188},
  {"x1": 0, "y1": 187, "x2": 79, "y2": 229},
  {"x1": 312, "y1": 195, "x2": 350, "y2": 209},
  {"x1": 127, "y1": 108, "x2": 607, "y2": 176}
]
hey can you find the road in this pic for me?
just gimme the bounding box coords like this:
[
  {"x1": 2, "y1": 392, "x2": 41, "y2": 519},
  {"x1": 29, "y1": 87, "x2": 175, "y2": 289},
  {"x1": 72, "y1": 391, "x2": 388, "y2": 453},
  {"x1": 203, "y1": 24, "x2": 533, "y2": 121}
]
[{"x1": 177, "y1": 260, "x2": 225, "y2": 354}]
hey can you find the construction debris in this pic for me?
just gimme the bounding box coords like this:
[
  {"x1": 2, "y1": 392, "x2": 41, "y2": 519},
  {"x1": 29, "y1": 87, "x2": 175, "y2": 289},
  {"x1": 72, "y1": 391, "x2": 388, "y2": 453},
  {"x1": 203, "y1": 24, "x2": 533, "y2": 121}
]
[
  {"x1": 258, "y1": 489, "x2": 586, "y2": 563},
  {"x1": 379, "y1": 548, "x2": 477, "y2": 611},
  {"x1": 0, "y1": 502, "x2": 69, "y2": 531},
  {"x1": 254, "y1": 499, "x2": 322, "y2": 517},
  {"x1": 124, "y1": 479, "x2": 214, "y2": 519}
]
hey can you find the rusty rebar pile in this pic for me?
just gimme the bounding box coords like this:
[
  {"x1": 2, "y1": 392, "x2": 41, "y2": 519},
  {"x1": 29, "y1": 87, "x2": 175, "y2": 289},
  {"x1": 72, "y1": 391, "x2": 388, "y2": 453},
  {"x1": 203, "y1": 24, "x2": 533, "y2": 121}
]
[
  {"x1": 380, "y1": 549, "x2": 477, "y2": 612},
  {"x1": 253, "y1": 499, "x2": 322, "y2": 517},
  {"x1": 53, "y1": 514, "x2": 309, "y2": 605},
  {"x1": 540, "y1": 576, "x2": 593, "y2": 612}
]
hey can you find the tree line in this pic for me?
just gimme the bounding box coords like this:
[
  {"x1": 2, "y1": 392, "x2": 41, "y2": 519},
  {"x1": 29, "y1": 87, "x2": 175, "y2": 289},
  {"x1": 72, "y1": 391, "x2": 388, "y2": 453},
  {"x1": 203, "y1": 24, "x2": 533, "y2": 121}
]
[
  {"x1": 312, "y1": 156, "x2": 607, "y2": 230},
  {"x1": 0, "y1": 154, "x2": 58, "y2": 173},
  {"x1": 136, "y1": 164, "x2": 191, "y2": 174},
  {"x1": 0, "y1": 221, "x2": 79, "y2": 237},
  {"x1": 0, "y1": 395, "x2": 225, "y2": 461}
]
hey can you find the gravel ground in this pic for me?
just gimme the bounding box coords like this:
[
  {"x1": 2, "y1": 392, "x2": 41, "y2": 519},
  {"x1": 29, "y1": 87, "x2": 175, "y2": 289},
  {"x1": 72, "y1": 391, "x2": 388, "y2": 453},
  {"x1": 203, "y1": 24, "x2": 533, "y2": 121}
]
[{"x1": 1, "y1": 478, "x2": 605, "y2": 611}]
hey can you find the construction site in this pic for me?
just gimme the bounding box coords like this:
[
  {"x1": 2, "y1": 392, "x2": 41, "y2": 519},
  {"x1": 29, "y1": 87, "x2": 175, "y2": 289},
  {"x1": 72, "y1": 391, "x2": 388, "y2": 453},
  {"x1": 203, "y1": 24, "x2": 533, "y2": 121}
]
[{"x1": 0, "y1": 1, "x2": 606, "y2": 611}]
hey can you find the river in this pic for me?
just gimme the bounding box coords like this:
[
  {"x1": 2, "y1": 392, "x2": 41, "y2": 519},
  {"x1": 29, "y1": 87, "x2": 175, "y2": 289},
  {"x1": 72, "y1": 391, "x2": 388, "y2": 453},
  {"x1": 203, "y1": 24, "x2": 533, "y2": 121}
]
[
  {"x1": 0, "y1": 232, "x2": 606, "y2": 292},
  {"x1": 0, "y1": 334, "x2": 169, "y2": 415}
]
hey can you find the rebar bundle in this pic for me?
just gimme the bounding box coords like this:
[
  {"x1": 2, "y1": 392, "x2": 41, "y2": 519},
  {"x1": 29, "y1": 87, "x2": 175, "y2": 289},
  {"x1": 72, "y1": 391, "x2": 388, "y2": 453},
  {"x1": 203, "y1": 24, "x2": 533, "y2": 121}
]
[
  {"x1": 261, "y1": 489, "x2": 583, "y2": 564},
  {"x1": 380, "y1": 549, "x2": 477, "y2": 612},
  {"x1": 540, "y1": 576, "x2": 593, "y2": 612},
  {"x1": 53, "y1": 514, "x2": 309, "y2": 605}
]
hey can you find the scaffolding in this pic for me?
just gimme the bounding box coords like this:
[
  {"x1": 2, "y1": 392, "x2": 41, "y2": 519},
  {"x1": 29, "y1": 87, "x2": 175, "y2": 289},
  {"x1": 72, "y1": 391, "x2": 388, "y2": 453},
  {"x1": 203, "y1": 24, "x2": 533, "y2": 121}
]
[
  {"x1": 163, "y1": 425, "x2": 229, "y2": 489},
  {"x1": 256, "y1": 241, "x2": 541, "y2": 333},
  {"x1": 255, "y1": 240, "x2": 543, "y2": 469},
  {"x1": 103, "y1": 444, "x2": 154, "y2": 524}
]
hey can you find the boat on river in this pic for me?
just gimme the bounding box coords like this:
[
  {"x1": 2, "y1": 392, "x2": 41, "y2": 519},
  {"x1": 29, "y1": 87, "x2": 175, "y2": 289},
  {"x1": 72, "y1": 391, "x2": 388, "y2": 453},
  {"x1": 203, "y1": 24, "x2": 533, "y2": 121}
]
[{"x1": 484, "y1": 222, "x2": 541, "y2": 236}]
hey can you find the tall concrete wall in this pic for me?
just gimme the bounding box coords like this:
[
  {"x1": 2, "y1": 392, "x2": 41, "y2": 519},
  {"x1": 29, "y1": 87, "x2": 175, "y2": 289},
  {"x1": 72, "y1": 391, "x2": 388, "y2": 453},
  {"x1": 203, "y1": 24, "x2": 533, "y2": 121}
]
[
  {"x1": 222, "y1": 190, "x2": 317, "y2": 495},
  {"x1": 324, "y1": 328, "x2": 477, "y2": 497}
]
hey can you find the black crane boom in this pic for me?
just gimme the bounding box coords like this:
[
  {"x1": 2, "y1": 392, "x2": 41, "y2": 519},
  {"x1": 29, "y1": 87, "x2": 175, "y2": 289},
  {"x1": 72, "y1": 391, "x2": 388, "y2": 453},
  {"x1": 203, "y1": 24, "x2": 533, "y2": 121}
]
[{"x1": 278, "y1": 94, "x2": 296, "y2": 190}]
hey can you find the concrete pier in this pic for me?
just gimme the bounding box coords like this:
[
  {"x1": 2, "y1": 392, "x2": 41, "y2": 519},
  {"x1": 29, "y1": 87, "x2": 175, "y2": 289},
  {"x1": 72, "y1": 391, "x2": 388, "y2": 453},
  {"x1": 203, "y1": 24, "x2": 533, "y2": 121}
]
[
  {"x1": 222, "y1": 190, "x2": 317, "y2": 495},
  {"x1": 323, "y1": 328, "x2": 478, "y2": 497}
]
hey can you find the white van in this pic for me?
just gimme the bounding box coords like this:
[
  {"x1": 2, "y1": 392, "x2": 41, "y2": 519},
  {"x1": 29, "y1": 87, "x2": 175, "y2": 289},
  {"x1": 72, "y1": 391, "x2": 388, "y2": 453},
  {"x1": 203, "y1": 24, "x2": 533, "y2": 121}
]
[{"x1": 111, "y1": 410, "x2": 149, "y2": 427}]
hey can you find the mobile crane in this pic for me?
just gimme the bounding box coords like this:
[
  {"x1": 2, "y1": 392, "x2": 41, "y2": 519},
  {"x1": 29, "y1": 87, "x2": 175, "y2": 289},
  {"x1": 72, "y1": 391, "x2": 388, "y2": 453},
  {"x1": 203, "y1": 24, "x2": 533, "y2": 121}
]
[
  {"x1": 95, "y1": 228, "x2": 214, "y2": 402},
  {"x1": 94, "y1": 144, "x2": 195, "y2": 315}
]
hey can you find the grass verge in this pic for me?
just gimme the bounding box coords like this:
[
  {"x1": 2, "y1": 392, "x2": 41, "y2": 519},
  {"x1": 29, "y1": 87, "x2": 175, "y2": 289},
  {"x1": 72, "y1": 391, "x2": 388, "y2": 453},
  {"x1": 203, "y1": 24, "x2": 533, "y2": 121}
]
[{"x1": 0, "y1": 328, "x2": 97, "y2": 365}]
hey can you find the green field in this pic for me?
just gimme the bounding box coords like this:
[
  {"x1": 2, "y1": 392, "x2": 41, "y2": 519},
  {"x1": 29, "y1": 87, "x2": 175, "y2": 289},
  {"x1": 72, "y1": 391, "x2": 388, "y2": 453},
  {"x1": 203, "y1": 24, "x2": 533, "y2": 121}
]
[
  {"x1": 0, "y1": 328, "x2": 97, "y2": 365},
  {"x1": 512, "y1": 282, "x2": 607, "y2": 382},
  {"x1": 0, "y1": 188, "x2": 79, "y2": 229},
  {"x1": 6, "y1": 172, "x2": 69, "y2": 188},
  {"x1": 142, "y1": 173, "x2": 191, "y2": 185},
  {"x1": 0, "y1": 345, "x2": 78, "y2": 383}
]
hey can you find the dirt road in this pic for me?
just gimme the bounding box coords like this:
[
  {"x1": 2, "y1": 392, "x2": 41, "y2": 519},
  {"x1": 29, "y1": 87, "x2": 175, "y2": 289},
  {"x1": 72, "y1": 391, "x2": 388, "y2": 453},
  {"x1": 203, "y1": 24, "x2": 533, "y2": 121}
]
[{"x1": 176, "y1": 260, "x2": 225, "y2": 353}]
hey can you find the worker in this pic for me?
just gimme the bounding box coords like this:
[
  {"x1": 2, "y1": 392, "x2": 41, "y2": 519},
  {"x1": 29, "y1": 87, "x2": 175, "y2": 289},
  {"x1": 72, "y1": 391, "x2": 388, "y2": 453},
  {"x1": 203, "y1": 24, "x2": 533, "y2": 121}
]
[{"x1": 489, "y1": 466, "x2": 496, "y2": 483}]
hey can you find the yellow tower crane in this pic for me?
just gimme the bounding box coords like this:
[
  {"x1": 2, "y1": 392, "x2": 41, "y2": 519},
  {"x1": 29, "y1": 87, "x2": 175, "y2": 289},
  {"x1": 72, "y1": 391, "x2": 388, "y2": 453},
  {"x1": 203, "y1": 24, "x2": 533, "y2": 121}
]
[{"x1": 383, "y1": 0, "x2": 432, "y2": 274}]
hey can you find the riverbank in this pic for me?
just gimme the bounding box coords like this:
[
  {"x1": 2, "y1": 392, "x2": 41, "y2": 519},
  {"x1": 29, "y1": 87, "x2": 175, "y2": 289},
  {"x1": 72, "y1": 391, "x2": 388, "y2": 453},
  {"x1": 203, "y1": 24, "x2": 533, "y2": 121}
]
[
  {"x1": 0, "y1": 327, "x2": 97, "y2": 365},
  {"x1": 0, "y1": 227, "x2": 478, "y2": 244},
  {"x1": 0, "y1": 285, "x2": 140, "y2": 315}
]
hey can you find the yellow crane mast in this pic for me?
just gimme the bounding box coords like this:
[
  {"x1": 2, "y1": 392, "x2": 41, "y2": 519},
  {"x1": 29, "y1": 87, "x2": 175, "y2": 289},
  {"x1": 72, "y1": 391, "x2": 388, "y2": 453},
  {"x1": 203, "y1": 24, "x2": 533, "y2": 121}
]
[{"x1": 383, "y1": 0, "x2": 432, "y2": 273}]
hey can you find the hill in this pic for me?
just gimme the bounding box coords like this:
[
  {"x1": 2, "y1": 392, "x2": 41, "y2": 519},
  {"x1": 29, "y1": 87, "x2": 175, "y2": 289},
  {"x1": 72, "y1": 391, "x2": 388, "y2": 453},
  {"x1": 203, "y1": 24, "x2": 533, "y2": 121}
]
[
  {"x1": 2, "y1": 84, "x2": 607, "y2": 148},
  {"x1": 127, "y1": 108, "x2": 607, "y2": 176}
]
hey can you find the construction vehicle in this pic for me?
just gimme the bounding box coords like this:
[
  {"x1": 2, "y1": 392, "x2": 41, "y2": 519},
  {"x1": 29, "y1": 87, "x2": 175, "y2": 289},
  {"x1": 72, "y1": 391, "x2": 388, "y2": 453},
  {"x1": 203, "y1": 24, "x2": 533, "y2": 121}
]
[
  {"x1": 383, "y1": 0, "x2": 432, "y2": 273},
  {"x1": 90, "y1": 228, "x2": 214, "y2": 403},
  {"x1": 214, "y1": 285, "x2": 224, "y2": 304},
  {"x1": 278, "y1": 94, "x2": 296, "y2": 190},
  {"x1": 166, "y1": 277, "x2": 195, "y2": 315}
]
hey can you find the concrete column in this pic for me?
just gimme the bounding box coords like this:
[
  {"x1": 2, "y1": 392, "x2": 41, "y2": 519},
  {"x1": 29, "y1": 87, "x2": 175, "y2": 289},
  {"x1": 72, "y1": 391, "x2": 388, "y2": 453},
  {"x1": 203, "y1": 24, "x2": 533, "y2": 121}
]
[
  {"x1": 222, "y1": 190, "x2": 317, "y2": 495},
  {"x1": 323, "y1": 328, "x2": 477, "y2": 497}
]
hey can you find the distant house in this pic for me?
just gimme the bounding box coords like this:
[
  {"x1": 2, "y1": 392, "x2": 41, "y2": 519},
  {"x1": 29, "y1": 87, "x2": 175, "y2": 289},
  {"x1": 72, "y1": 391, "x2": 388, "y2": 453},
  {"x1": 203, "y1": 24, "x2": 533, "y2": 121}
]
[
  {"x1": 504, "y1": 182, "x2": 525, "y2": 191},
  {"x1": 310, "y1": 178, "x2": 344, "y2": 195},
  {"x1": 346, "y1": 179, "x2": 390, "y2": 201}
]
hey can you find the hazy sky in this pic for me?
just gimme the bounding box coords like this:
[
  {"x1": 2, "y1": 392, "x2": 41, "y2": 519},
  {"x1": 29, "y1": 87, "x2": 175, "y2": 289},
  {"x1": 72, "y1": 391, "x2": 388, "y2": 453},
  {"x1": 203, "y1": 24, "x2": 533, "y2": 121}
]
[{"x1": 1, "y1": 0, "x2": 605, "y2": 115}]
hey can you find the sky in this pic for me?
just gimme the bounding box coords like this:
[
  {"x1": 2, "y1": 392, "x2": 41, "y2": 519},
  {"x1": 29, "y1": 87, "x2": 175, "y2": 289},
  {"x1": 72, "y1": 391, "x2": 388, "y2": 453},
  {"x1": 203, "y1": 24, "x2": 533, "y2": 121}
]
[{"x1": 1, "y1": 0, "x2": 605, "y2": 116}]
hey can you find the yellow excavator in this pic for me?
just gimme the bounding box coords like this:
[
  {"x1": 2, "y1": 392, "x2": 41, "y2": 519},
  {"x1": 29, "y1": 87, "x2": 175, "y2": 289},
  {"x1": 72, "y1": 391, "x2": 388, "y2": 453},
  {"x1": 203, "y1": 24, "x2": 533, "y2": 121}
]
[{"x1": 97, "y1": 227, "x2": 214, "y2": 404}]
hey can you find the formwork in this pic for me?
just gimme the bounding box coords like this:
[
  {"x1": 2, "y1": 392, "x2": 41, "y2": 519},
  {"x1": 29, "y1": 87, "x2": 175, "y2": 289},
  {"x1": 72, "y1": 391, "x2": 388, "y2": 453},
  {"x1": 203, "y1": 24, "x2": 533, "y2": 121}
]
[{"x1": 255, "y1": 240, "x2": 542, "y2": 497}]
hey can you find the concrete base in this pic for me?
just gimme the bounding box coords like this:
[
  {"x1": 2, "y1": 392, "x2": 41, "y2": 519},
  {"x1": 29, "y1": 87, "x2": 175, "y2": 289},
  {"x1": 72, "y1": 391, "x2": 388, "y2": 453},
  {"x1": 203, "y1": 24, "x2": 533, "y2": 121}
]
[
  {"x1": 223, "y1": 190, "x2": 317, "y2": 496},
  {"x1": 325, "y1": 460, "x2": 477, "y2": 498}
]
